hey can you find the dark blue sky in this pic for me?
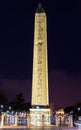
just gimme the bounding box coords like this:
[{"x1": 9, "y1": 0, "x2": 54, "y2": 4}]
[
  {"x1": 0, "y1": 0, "x2": 81, "y2": 79},
  {"x1": 0, "y1": 0, "x2": 81, "y2": 108}
]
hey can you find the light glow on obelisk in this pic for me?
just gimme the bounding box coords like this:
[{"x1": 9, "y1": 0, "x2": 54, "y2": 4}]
[
  {"x1": 32, "y1": 4, "x2": 49, "y2": 107},
  {"x1": 30, "y1": 3, "x2": 50, "y2": 126}
]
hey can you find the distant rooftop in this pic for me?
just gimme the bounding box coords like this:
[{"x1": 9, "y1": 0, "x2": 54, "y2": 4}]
[{"x1": 36, "y1": 3, "x2": 45, "y2": 13}]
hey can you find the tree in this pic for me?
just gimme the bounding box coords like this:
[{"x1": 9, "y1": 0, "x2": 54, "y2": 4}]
[
  {"x1": 16, "y1": 93, "x2": 25, "y2": 105},
  {"x1": 0, "y1": 91, "x2": 8, "y2": 105},
  {"x1": 10, "y1": 92, "x2": 26, "y2": 111}
]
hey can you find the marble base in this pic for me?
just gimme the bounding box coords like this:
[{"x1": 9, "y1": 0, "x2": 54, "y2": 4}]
[{"x1": 30, "y1": 108, "x2": 50, "y2": 126}]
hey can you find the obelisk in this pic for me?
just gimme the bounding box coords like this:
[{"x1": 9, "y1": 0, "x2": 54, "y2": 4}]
[{"x1": 30, "y1": 3, "x2": 50, "y2": 126}]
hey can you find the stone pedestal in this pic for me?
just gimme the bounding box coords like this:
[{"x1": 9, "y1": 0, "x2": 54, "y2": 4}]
[
  {"x1": 1, "y1": 114, "x2": 4, "y2": 126},
  {"x1": 56, "y1": 115, "x2": 58, "y2": 127},
  {"x1": 69, "y1": 115, "x2": 73, "y2": 127},
  {"x1": 14, "y1": 114, "x2": 18, "y2": 126},
  {"x1": 30, "y1": 108, "x2": 50, "y2": 126},
  {"x1": 42, "y1": 115, "x2": 44, "y2": 126},
  {"x1": 27, "y1": 113, "x2": 30, "y2": 127}
]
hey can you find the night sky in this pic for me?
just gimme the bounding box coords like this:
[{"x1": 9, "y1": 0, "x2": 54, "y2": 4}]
[{"x1": 0, "y1": 0, "x2": 81, "y2": 108}]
